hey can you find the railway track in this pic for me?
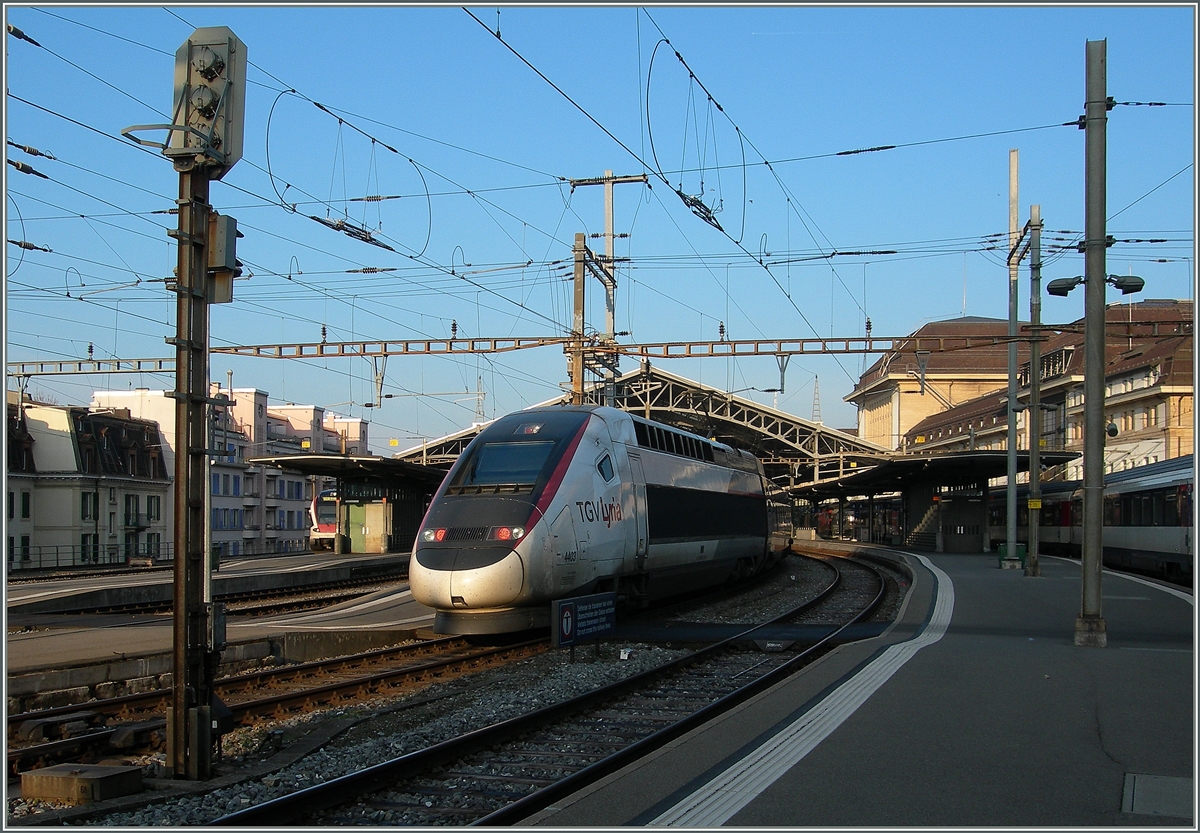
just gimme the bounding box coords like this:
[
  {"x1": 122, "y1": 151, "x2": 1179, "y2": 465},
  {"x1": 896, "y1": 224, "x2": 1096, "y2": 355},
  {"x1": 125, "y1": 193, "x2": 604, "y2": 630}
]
[
  {"x1": 8, "y1": 636, "x2": 548, "y2": 780},
  {"x1": 211, "y1": 554, "x2": 886, "y2": 826},
  {"x1": 51, "y1": 575, "x2": 408, "y2": 616}
]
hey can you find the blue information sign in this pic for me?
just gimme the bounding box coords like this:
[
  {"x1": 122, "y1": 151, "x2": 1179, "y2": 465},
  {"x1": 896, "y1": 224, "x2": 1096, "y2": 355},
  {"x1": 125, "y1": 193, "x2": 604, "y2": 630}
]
[{"x1": 551, "y1": 592, "x2": 616, "y2": 647}]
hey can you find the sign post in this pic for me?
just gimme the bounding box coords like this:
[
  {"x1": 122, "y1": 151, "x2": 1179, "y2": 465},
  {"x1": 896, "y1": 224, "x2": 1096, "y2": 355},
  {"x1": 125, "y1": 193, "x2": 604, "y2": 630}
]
[{"x1": 552, "y1": 592, "x2": 617, "y2": 661}]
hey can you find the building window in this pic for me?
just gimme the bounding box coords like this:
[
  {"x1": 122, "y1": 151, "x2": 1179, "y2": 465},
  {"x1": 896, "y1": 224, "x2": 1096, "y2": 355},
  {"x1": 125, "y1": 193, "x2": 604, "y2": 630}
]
[
  {"x1": 81, "y1": 533, "x2": 99, "y2": 563},
  {"x1": 21, "y1": 535, "x2": 31, "y2": 560},
  {"x1": 212, "y1": 472, "x2": 221, "y2": 495},
  {"x1": 7, "y1": 492, "x2": 12, "y2": 520},
  {"x1": 146, "y1": 495, "x2": 161, "y2": 522},
  {"x1": 82, "y1": 491, "x2": 100, "y2": 521},
  {"x1": 222, "y1": 474, "x2": 231, "y2": 495},
  {"x1": 109, "y1": 487, "x2": 117, "y2": 504},
  {"x1": 109, "y1": 512, "x2": 116, "y2": 535},
  {"x1": 232, "y1": 475, "x2": 241, "y2": 497},
  {"x1": 145, "y1": 532, "x2": 161, "y2": 558},
  {"x1": 124, "y1": 494, "x2": 140, "y2": 526},
  {"x1": 21, "y1": 490, "x2": 31, "y2": 518}
]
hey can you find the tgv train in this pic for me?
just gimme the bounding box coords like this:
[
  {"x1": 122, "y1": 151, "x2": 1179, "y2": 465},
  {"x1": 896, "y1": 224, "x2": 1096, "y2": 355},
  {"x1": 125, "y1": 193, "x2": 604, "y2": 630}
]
[{"x1": 409, "y1": 405, "x2": 793, "y2": 634}]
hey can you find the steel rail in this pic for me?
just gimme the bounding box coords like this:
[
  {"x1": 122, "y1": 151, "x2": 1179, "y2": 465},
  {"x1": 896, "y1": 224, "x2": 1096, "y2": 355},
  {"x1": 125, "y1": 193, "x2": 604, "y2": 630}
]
[{"x1": 211, "y1": 557, "x2": 885, "y2": 826}]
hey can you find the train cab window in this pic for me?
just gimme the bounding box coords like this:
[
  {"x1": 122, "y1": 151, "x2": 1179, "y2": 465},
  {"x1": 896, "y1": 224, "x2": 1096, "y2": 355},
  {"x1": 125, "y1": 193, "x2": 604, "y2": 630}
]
[
  {"x1": 596, "y1": 454, "x2": 615, "y2": 482},
  {"x1": 1165, "y1": 490, "x2": 1179, "y2": 526},
  {"x1": 452, "y1": 441, "x2": 556, "y2": 487}
]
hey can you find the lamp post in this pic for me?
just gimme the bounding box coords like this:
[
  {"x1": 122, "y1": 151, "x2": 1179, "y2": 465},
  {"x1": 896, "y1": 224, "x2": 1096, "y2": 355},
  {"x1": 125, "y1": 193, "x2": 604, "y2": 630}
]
[
  {"x1": 1044, "y1": 40, "x2": 1153, "y2": 646},
  {"x1": 1027, "y1": 205, "x2": 1043, "y2": 577},
  {"x1": 1047, "y1": 271, "x2": 1143, "y2": 645}
]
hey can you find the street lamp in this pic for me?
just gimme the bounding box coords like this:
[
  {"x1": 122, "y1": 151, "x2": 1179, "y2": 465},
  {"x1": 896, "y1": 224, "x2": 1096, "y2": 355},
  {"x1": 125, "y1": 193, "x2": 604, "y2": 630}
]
[
  {"x1": 1046, "y1": 274, "x2": 1145, "y2": 297},
  {"x1": 1048, "y1": 254, "x2": 1145, "y2": 647}
]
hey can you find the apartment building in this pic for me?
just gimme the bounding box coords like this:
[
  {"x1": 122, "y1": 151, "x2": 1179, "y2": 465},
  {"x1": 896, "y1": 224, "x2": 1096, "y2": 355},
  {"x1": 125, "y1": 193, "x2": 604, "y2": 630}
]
[
  {"x1": 89, "y1": 386, "x2": 369, "y2": 559},
  {"x1": 6, "y1": 393, "x2": 171, "y2": 569}
]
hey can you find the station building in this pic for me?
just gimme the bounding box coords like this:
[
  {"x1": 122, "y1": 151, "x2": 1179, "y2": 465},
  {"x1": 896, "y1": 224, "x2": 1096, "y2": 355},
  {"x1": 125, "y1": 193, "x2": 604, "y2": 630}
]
[{"x1": 899, "y1": 299, "x2": 1193, "y2": 479}]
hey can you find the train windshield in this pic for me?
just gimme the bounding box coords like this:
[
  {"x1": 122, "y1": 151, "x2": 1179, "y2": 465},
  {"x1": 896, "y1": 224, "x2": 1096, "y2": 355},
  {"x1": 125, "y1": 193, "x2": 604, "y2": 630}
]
[
  {"x1": 452, "y1": 441, "x2": 556, "y2": 487},
  {"x1": 315, "y1": 502, "x2": 337, "y2": 525}
]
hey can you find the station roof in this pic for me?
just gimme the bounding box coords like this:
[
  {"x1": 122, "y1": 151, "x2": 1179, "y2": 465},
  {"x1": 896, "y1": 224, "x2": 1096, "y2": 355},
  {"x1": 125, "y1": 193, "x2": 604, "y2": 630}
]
[
  {"x1": 394, "y1": 364, "x2": 891, "y2": 487},
  {"x1": 792, "y1": 449, "x2": 1079, "y2": 500},
  {"x1": 247, "y1": 454, "x2": 447, "y2": 487}
]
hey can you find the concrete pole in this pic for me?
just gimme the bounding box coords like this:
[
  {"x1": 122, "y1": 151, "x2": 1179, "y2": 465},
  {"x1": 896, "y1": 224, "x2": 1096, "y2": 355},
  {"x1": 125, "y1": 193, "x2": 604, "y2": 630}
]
[
  {"x1": 1076, "y1": 39, "x2": 1108, "y2": 647},
  {"x1": 1026, "y1": 205, "x2": 1043, "y2": 577},
  {"x1": 1003, "y1": 149, "x2": 1021, "y2": 568}
]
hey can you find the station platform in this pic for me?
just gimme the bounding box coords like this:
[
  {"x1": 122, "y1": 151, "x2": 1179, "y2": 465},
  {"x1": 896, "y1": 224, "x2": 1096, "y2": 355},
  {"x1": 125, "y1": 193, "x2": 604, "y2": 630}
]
[
  {"x1": 6, "y1": 552, "x2": 434, "y2": 707},
  {"x1": 526, "y1": 544, "x2": 1195, "y2": 827}
]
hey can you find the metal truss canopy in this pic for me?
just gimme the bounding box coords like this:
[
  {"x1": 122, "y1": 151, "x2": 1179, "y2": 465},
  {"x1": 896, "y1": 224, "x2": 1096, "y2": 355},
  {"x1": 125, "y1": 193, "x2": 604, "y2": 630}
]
[{"x1": 395, "y1": 365, "x2": 891, "y2": 491}]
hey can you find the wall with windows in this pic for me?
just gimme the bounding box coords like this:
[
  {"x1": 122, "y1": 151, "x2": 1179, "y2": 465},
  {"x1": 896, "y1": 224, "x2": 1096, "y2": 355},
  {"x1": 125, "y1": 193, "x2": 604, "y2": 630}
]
[{"x1": 8, "y1": 402, "x2": 171, "y2": 568}]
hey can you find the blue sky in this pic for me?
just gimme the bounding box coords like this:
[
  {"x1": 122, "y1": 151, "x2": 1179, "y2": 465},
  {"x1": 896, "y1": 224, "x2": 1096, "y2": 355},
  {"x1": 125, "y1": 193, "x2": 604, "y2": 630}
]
[{"x1": 4, "y1": 4, "x2": 1195, "y2": 452}]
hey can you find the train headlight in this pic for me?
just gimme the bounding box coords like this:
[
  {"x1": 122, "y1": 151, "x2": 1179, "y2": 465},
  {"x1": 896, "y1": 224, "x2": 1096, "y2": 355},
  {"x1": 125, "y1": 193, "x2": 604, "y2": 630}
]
[
  {"x1": 489, "y1": 526, "x2": 526, "y2": 541},
  {"x1": 421, "y1": 528, "x2": 447, "y2": 543}
]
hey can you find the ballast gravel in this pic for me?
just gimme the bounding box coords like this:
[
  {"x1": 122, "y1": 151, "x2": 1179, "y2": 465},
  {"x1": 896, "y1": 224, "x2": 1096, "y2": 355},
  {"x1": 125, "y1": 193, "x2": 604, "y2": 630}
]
[{"x1": 7, "y1": 553, "x2": 882, "y2": 827}]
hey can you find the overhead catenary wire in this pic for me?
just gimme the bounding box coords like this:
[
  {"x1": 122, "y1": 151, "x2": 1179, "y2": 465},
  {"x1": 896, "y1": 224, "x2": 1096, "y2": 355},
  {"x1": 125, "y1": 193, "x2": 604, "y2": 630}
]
[{"x1": 9, "y1": 10, "x2": 1192, "y2": 434}]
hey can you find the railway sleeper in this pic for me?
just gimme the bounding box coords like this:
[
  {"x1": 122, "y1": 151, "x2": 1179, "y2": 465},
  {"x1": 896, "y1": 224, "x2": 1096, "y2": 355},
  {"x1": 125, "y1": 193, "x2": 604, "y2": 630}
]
[
  {"x1": 504, "y1": 744, "x2": 624, "y2": 758},
  {"x1": 494, "y1": 747, "x2": 603, "y2": 764},
  {"x1": 17, "y1": 711, "x2": 104, "y2": 742},
  {"x1": 361, "y1": 799, "x2": 482, "y2": 817},
  {"x1": 109, "y1": 718, "x2": 166, "y2": 749},
  {"x1": 393, "y1": 781, "x2": 531, "y2": 802},
  {"x1": 436, "y1": 770, "x2": 558, "y2": 787}
]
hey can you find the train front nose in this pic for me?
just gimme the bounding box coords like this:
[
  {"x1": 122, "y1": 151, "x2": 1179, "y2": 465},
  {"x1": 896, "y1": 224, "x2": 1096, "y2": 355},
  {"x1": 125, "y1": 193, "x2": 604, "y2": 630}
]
[{"x1": 410, "y1": 544, "x2": 525, "y2": 609}]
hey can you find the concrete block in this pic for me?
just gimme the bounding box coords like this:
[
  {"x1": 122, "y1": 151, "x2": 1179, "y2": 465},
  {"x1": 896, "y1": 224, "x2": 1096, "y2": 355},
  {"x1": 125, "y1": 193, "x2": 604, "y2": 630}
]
[
  {"x1": 279, "y1": 630, "x2": 416, "y2": 663},
  {"x1": 125, "y1": 676, "x2": 159, "y2": 694},
  {"x1": 26, "y1": 687, "x2": 91, "y2": 711},
  {"x1": 20, "y1": 763, "x2": 142, "y2": 805}
]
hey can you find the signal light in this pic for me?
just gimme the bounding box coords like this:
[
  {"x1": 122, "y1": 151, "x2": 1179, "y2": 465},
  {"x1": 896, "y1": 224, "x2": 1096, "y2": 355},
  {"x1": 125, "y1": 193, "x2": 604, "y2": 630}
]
[
  {"x1": 421, "y1": 528, "x2": 447, "y2": 543},
  {"x1": 169, "y1": 26, "x2": 247, "y2": 179}
]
